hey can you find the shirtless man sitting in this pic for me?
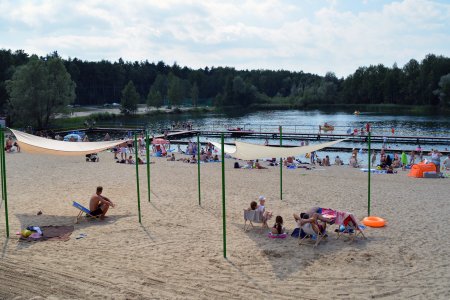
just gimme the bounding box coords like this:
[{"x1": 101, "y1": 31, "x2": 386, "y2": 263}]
[{"x1": 89, "y1": 186, "x2": 115, "y2": 219}]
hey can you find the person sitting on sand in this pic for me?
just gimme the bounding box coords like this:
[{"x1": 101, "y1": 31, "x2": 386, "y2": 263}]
[
  {"x1": 284, "y1": 156, "x2": 295, "y2": 167},
  {"x1": 442, "y1": 154, "x2": 450, "y2": 170},
  {"x1": 167, "y1": 153, "x2": 175, "y2": 161},
  {"x1": 255, "y1": 159, "x2": 267, "y2": 169},
  {"x1": 126, "y1": 155, "x2": 135, "y2": 164},
  {"x1": 13, "y1": 140, "x2": 20, "y2": 152},
  {"x1": 89, "y1": 186, "x2": 115, "y2": 219},
  {"x1": 323, "y1": 155, "x2": 330, "y2": 166},
  {"x1": 243, "y1": 160, "x2": 253, "y2": 169},
  {"x1": 257, "y1": 196, "x2": 273, "y2": 225},
  {"x1": 272, "y1": 216, "x2": 285, "y2": 235},
  {"x1": 5, "y1": 137, "x2": 13, "y2": 152},
  {"x1": 190, "y1": 155, "x2": 197, "y2": 164},
  {"x1": 334, "y1": 156, "x2": 343, "y2": 165},
  {"x1": 213, "y1": 154, "x2": 219, "y2": 162},
  {"x1": 392, "y1": 156, "x2": 401, "y2": 168},
  {"x1": 349, "y1": 154, "x2": 358, "y2": 168}
]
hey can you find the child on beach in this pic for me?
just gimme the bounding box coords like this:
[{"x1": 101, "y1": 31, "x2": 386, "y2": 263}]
[
  {"x1": 257, "y1": 196, "x2": 273, "y2": 225},
  {"x1": 247, "y1": 201, "x2": 257, "y2": 211},
  {"x1": 271, "y1": 216, "x2": 285, "y2": 235}
]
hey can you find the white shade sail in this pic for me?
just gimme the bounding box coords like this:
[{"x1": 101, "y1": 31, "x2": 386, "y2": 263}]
[
  {"x1": 211, "y1": 139, "x2": 346, "y2": 160},
  {"x1": 10, "y1": 129, "x2": 126, "y2": 156}
]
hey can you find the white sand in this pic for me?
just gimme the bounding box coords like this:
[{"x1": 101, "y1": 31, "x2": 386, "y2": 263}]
[{"x1": 0, "y1": 151, "x2": 449, "y2": 299}]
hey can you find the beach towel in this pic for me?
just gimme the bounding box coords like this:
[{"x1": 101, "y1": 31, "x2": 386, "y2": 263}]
[{"x1": 19, "y1": 225, "x2": 74, "y2": 242}]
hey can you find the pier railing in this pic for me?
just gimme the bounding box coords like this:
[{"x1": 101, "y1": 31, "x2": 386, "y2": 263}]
[{"x1": 195, "y1": 123, "x2": 448, "y2": 137}]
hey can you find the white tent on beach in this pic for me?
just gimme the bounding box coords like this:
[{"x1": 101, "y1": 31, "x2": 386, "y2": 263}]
[{"x1": 10, "y1": 129, "x2": 125, "y2": 156}]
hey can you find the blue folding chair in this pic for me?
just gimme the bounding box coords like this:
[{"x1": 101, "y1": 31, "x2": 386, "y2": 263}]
[{"x1": 73, "y1": 201, "x2": 97, "y2": 223}]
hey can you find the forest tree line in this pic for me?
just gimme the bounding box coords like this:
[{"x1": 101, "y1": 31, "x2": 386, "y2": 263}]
[{"x1": 1, "y1": 49, "x2": 450, "y2": 127}]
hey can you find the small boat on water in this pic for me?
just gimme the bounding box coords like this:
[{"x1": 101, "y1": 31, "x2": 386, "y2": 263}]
[
  {"x1": 353, "y1": 110, "x2": 360, "y2": 115},
  {"x1": 319, "y1": 123, "x2": 334, "y2": 132}
]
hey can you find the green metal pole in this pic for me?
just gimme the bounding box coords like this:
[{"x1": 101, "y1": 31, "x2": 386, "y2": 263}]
[
  {"x1": 279, "y1": 126, "x2": 283, "y2": 200},
  {"x1": 197, "y1": 134, "x2": 201, "y2": 206},
  {"x1": 221, "y1": 134, "x2": 226, "y2": 258},
  {"x1": 0, "y1": 131, "x2": 4, "y2": 200},
  {"x1": 146, "y1": 130, "x2": 150, "y2": 203},
  {"x1": 368, "y1": 131, "x2": 371, "y2": 217},
  {"x1": 134, "y1": 133, "x2": 142, "y2": 223},
  {"x1": 1, "y1": 130, "x2": 9, "y2": 237}
]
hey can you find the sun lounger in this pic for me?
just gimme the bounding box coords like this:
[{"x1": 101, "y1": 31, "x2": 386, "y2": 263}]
[
  {"x1": 73, "y1": 201, "x2": 98, "y2": 223},
  {"x1": 298, "y1": 223, "x2": 327, "y2": 248},
  {"x1": 243, "y1": 209, "x2": 268, "y2": 232},
  {"x1": 335, "y1": 212, "x2": 366, "y2": 242}
]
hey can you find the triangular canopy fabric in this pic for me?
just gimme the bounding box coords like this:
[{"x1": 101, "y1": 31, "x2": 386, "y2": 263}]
[
  {"x1": 10, "y1": 129, "x2": 125, "y2": 156},
  {"x1": 211, "y1": 139, "x2": 346, "y2": 160}
]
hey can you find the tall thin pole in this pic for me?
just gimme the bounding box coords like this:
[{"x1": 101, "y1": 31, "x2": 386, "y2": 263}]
[
  {"x1": 368, "y1": 131, "x2": 371, "y2": 217},
  {"x1": 279, "y1": 126, "x2": 283, "y2": 200},
  {"x1": 134, "y1": 133, "x2": 142, "y2": 223},
  {"x1": 197, "y1": 134, "x2": 201, "y2": 206},
  {"x1": 0, "y1": 130, "x2": 4, "y2": 200},
  {"x1": 146, "y1": 130, "x2": 150, "y2": 202},
  {"x1": 221, "y1": 133, "x2": 226, "y2": 258},
  {"x1": 1, "y1": 129, "x2": 9, "y2": 237}
]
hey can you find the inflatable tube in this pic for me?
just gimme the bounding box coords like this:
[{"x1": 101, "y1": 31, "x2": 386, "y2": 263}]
[
  {"x1": 268, "y1": 232, "x2": 287, "y2": 239},
  {"x1": 362, "y1": 216, "x2": 386, "y2": 228}
]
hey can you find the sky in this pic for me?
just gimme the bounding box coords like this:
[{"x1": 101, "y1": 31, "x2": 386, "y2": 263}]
[{"x1": 0, "y1": 0, "x2": 449, "y2": 77}]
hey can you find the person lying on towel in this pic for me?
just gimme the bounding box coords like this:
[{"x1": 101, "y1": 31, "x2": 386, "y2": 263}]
[{"x1": 89, "y1": 186, "x2": 115, "y2": 219}]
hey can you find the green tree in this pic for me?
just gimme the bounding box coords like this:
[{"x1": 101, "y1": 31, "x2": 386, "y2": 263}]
[
  {"x1": 191, "y1": 82, "x2": 199, "y2": 107},
  {"x1": 146, "y1": 87, "x2": 163, "y2": 109},
  {"x1": 121, "y1": 80, "x2": 140, "y2": 114},
  {"x1": 6, "y1": 55, "x2": 75, "y2": 128},
  {"x1": 152, "y1": 74, "x2": 168, "y2": 100},
  {"x1": 167, "y1": 73, "x2": 183, "y2": 106},
  {"x1": 434, "y1": 73, "x2": 450, "y2": 107}
]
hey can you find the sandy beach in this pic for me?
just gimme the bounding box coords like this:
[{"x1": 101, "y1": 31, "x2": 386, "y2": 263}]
[{"x1": 0, "y1": 150, "x2": 449, "y2": 299}]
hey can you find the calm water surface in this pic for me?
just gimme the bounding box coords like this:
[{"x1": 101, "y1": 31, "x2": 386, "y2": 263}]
[{"x1": 95, "y1": 110, "x2": 450, "y2": 163}]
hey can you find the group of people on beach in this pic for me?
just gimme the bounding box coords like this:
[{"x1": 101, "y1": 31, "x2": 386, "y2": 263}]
[
  {"x1": 5, "y1": 136, "x2": 20, "y2": 152},
  {"x1": 246, "y1": 196, "x2": 334, "y2": 236},
  {"x1": 367, "y1": 147, "x2": 449, "y2": 173}
]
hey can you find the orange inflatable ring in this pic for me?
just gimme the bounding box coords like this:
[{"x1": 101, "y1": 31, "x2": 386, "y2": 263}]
[{"x1": 362, "y1": 216, "x2": 386, "y2": 228}]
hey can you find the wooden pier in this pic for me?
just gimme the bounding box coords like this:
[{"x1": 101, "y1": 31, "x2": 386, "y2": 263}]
[
  {"x1": 196, "y1": 130, "x2": 450, "y2": 145},
  {"x1": 54, "y1": 127, "x2": 450, "y2": 147}
]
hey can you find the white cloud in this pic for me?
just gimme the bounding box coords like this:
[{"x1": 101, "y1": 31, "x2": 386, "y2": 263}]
[{"x1": 0, "y1": 0, "x2": 449, "y2": 76}]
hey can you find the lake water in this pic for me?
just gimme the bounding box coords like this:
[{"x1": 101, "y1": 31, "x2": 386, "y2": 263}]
[{"x1": 94, "y1": 110, "x2": 450, "y2": 164}]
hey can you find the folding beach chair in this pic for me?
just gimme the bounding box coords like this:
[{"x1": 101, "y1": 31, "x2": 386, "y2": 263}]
[
  {"x1": 298, "y1": 222, "x2": 327, "y2": 248},
  {"x1": 243, "y1": 209, "x2": 268, "y2": 232},
  {"x1": 73, "y1": 201, "x2": 98, "y2": 223},
  {"x1": 335, "y1": 212, "x2": 366, "y2": 242}
]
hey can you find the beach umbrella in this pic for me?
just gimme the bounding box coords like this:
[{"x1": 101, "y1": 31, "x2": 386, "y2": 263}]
[
  {"x1": 151, "y1": 138, "x2": 169, "y2": 145},
  {"x1": 63, "y1": 133, "x2": 82, "y2": 142}
]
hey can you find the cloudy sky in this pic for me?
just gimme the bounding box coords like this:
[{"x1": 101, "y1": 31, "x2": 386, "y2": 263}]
[{"x1": 0, "y1": 0, "x2": 449, "y2": 77}]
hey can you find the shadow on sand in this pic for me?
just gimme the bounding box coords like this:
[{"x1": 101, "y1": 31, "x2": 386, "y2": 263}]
[
  {"x1": 13, "y1": 213, "x2": 129, "y2": 249},
  {"x1": 231, "y1": 221, "x2": 370, "y2": 280}
]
